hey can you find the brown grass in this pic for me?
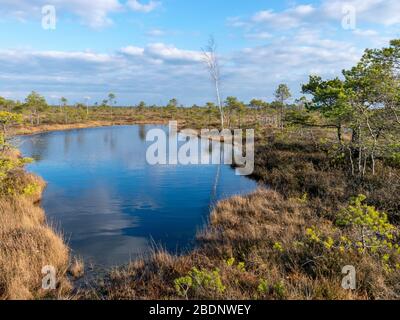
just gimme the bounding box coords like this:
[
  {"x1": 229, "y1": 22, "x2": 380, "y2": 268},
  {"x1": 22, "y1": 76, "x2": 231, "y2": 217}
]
[
  {"x1": 0, "y1": 150, "x2": 71, "y2": 300},
  {"x1": 88, "y1": 189, "x2": 399, "y2": 300},
  {"x1": 69, "y1": 257, "x2": 85, "y2": 279}
]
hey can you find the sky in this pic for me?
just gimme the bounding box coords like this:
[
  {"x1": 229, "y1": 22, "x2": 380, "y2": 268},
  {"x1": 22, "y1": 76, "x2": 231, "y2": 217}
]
[{"x1": 0, "y1": 0, "x2": 399, "y2": 106}]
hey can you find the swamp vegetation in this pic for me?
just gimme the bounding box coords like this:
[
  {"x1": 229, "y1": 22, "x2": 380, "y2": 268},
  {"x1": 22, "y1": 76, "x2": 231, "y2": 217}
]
[{"x1": 0, "y1": 40, "x2": 400, "y2": 300}]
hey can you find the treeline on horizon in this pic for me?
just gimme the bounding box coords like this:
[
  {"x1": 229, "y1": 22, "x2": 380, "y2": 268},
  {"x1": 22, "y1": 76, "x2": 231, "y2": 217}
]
[{"x1": 0, "y1": 86, "x2": 301, "y2": 125}]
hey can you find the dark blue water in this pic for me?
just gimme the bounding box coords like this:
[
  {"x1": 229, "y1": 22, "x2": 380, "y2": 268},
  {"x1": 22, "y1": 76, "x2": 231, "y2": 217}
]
[{"x1": 18, "y1": 125, "x2": 257, "y2": 266}]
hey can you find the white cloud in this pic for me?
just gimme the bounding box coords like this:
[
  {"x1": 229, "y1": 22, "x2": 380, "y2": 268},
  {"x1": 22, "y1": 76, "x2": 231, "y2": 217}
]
[
  {"x1": 68, "y1": 0, "x2": 122, "y2": 28},
  {"x1": 127, "y1": 0, "x2": 160, "y2": 13},
  {"x1": 119, "y1": 43, "x2": 204, "y2": 64},
  {"x1": 231, "y1": 0, "x2": 400, "y2": 36},
  {"x1": 0, "y1": 1, "x2": 162, "y2": 26},
  {"x1": 120, "y1": 46, "x2": 145, "y2": 57},
  {"x1": 223, "y1": 31, "x2": 361, "y2": 101},
  {"x1": 321, "y1": 0, "x2": 400, "y2": 26},
  {"x1": 251, "y1": 5, "x2": 316, "y2": 29},
  {"x1": 145, "y1": 43, "x2": 204, "y2": 63},
  {"x1": 32, "y1": 50, "x2": 114, "y2": 63},
  {"x1": 0, "y1": 29, "x2": 367, "y2": 106},
  {"x1": 0, "y1": 43, "x2": 210, "y2": 104},
  {"x1": 352, "y1": 29, "x2": 378, "y2": 37},
  {"x1": 0, "y1": 0, "x2": 122, "y2": 28},
  {"x1": 1, "y1": 1, "x2": 396, "y2": 104}
]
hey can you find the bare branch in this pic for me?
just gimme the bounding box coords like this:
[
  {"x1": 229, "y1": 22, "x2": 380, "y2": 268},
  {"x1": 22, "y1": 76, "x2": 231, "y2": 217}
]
[{"x1": 202, "y1": 36, "x2": 224, "y2": 129}]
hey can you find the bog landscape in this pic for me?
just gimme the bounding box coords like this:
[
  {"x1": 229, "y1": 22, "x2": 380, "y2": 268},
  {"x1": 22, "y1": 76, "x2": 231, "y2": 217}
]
[{"x1": 1, "y1": 0, "x2": 400, "y2": 301}]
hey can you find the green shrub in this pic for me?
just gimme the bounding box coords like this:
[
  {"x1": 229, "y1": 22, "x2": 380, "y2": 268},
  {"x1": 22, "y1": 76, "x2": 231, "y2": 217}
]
[
  {"x1": 273, "y1": 242, "x2": 284, "y2": 253},
  {"x1": 0, "y1": 157, "x2": 35, "y2": 194},
  {"x1": 237, "y1": 262, "x2": 246, "y2": 272},
  {"x1": 257, "y1": 279, "x2": 269, "y2": 295},
  {"x1": 390, "y1": 152, "x2": 400, "y2": 167},
  {"x1": 23, "y1": 182, "x2": 40, "y2": 196},
  {"x1": 190, "y1": 267, "x2": 225, "y2": 294},
  {"x1": 174, "y1": 267, "x2": 225, "y2": 299},
  {"x1": 305, "y1": 195, "x2": 399, "y2": 271},
  {"x1": 174, "y1": 276, "x2": 192, "y2": 299},
  {"x1": 273, "y1": 281, "x2": 286, "y2": 299},
  {"x1": 225, "y1": 257, "x2": 235, "y2": 267}
]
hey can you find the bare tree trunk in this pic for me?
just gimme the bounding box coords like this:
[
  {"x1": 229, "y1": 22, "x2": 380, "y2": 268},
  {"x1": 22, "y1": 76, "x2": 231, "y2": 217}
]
[
  {"x1": 361, "y1": 226, "x2": 366, "y2": 250},
  {"x1": 215, "y1": 78, "x2": 224, "y2": 129},
  {"x1": 365, "y1": 117, "x2": 379, "y2": 176},
  {"x1": 347, "y1": 146, "x2": 355, "y2": 176},
  {"x1": 358, "y1": 125, "x2": 363, "y2": 176},
  {"x1": 203, "y1": 37, "x2": 224, "y2": 130},
  {"x1": 363, "y1": 149, "x2": 367, "y2": 176},
  {"x1": 371, "y1": 153, "x2": 376, "y2": 176}
]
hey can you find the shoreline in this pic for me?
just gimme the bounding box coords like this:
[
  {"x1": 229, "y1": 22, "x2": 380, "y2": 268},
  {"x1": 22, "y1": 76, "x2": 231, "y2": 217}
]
[
  {"x1": 12, "y1": 122, "x2": 250, "y2": 295},
  {"x1": 14, "y1": 120, "x2": 170, "y2": 136},
  {"x1": 14, "y1": 121, "x2": 237, "y2": 144}
]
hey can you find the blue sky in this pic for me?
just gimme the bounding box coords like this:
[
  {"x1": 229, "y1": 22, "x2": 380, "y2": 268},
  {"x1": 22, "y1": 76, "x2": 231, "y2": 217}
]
[{"x1": 0, "y1": 0, "x2": 399, "y2": 105}]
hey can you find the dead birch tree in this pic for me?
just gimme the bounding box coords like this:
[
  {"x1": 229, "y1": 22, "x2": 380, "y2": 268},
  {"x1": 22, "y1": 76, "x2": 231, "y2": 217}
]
[{"x1": 202, "y1": 37, "x2": 224, "y2": 129}]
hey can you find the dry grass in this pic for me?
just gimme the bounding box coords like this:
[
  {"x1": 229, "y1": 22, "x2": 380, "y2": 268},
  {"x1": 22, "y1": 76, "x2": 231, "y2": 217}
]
[
  {"x1": 89, "y1": 189, "x2": 399, "y2": 300},
  {"x1": 69, "y1": 257, "x2": 85, "y2": 279},
  {"x1": 0, "y1": 150, "x2": 71, "y2": 300},
  {"x1": 0, "y1": 195, "x2": 71, "y2": 299}
]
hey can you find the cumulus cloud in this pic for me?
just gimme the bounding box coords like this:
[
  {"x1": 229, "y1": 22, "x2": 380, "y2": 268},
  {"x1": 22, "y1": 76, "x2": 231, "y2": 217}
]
[
  {"x1": 321, "y1": 0, "x2": 400, "y2": 26},
  {"x1": 119, "y1": 43, "x2": 204, "y2": 64},
  {"x1": 145, "y1": 43, "x2": 203, "y2": 63},
  {"x1": 120, "y1": 46, "x2": 145, "y2": 57},
  {"x1": 0, "y1": 29, "x2": 367, "y2": 106},
  {"x1": 251, "y1": 5, "x2": 316, "y2": 29},
  {"x1": 224, "y1": 30, "x2": 361, "y2": 99},
  {"x1": 0, "y1": 0, "x2": 121, "y2": 27},
  {"x1": 230, "y1": 0, "x2": 400, "y2": 34},
  {"x1": 0, "y1": 43, "x2": 211, "y2": 104},
  {"x1": 127, "y1": 0, "x2": 160, "y2": 13},
  {"x1": 1, "y1": 0, "x2": 162, "y2": 26},
  {"x1": 352, "y1": 29, "x2": 379, "y2": 37}
]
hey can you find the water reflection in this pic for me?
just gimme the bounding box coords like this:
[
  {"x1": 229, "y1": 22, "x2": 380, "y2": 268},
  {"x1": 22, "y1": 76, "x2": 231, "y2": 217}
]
[{"x1": 19, "y1": 125, "x2": 257, "y2": 267}]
